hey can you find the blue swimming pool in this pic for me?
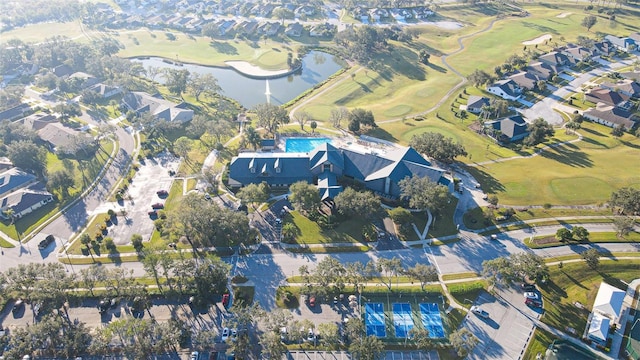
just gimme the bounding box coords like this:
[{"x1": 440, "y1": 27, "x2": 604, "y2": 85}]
[{"x1": 285, "y1": 137, "x2": 331, "y2": 153}]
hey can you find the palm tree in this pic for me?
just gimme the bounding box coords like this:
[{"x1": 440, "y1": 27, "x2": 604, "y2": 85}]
[{"x1": 3, "y1": 208, "x2": 15, "y2": 225}]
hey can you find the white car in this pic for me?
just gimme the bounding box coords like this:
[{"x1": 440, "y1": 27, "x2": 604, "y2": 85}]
[
  {"x1": 470, "y1": 306, "x2": 489, "y2": 318},
  {"x1": 190, "y1": 352, "x2": 199, "y2": 360},
  {"x1": 307, "y1": 329, "x2": 315, "y2": 342},
  {"x1": 221, "y1": 327, "x2": 230, "y2": 342},
  {"x1": 524, "y1": 292, "x2": 539, "y2": 300}
]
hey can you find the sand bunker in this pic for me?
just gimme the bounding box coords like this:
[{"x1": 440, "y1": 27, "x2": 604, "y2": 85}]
[
  {"x1": 556, "y1": 12, "x2": 572, "y2": 18},
  {"x1": 423, "y1": 21, "x2": 463, "y2": 30},
  {"x1": 522, "y1": 34, "x2": 552, "y2": 46}
]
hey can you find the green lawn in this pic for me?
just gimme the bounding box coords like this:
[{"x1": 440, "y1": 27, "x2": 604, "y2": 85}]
[
  {"x1": 528, "y1": 231, "x2": 640, "y2": 249},
  {"x1": 538, "y1": 260, "x2": 640, "y2": 335},
  {"x1": 464, "y1": 206, "x2": 613, "y2": 230},
  {"x1": 286, "y1": 211, "x2": 369, "y2": 244},
  {"x1": 467, "y1": 122, "x2": 640, "y2": 205},
  {"x1": 522, "y1": 328, "x2": 557, "y2": 360}
]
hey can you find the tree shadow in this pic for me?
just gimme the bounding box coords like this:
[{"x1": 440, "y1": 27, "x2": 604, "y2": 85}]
[
  {"x1": 209, "y1": 41, "x2": 239, "y2": 55},
  {"x1": 538, "y1": 143, "x2": 593, "y2": 168},
  {"x1": 363, "y1": 127, "x2": 398, "y2": 143},
  {"x1": 425, "y1": 61, "x2": 448, "y2": 74},
  {"x1": 463, "y1": 166, "x2": 505, "y2": 195}
]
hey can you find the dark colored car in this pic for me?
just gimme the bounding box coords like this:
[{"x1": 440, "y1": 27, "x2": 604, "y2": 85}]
[
  {"x1": 12, "y1": 299, "x2": 24, "y2": 313},
  {"x1": 157, "y1": 190, "x2": 168, "y2": 197},
  {"x1": 222, "y1": 294, "x2": 230, "y2": 307},
  {"x1": 521, "y1": 283, "x2": 536, "y2": 292},
  {"x1": 98, "y1": 299, "x2": 109, "y2": 313},
  {"x1": 151, "y1": 203, "x2": 164, "y2": 209},
  {"x1": 38, "y1": 235, "x2": 55, "y2": 250},
  {"x1": 525, "y1": 297, "x2": 543, "y2": 308},
  {"x1": 148, "y1": 210, "x2": 157, "y2": 217}
]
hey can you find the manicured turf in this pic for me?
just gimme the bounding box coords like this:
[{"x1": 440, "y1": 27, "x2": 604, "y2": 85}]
[
  {"x1": 287, "y1": 211, "x2": 364, "y2": 244},
  {"x1": 468, "y1": 122, "x2": 640, "y2": 205},
  {"x1": 464, "y1": 206, "x2": 612, "y2": 230},
  {"x1": 522, "y1": 328, "x2": 557, "y2": 360},
  {"x1": 539, "y1": 260, "x2": 640, "y2": 336}
]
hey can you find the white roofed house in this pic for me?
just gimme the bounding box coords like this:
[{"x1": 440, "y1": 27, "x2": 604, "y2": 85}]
[
  {"x1": 586, "y1": 282, "x2": 626, "y2": 345},
  {"x1": 487, "y1": 79, "x2": 522, "y2": 101}
]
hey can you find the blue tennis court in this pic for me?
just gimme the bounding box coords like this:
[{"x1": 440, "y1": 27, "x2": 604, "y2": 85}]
[
  {"x1": 419, "y1": 303, "x2": 445, "y2": 338},
  {"x1": 392, "y1": 303, "x2": 414, "y2": 338},
  {"x1": 365, "y1": 303, "x2": 386, "y2": 337}
]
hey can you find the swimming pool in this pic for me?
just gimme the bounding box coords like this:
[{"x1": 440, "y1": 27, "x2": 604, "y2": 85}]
[{"x1": 285, "y1": 137, "x2": 331, "y2": 153}]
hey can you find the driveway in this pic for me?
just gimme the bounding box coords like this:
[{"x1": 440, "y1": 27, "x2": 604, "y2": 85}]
[{"x1": 465, "y1": 288, "x2": 542, "y2": 360}]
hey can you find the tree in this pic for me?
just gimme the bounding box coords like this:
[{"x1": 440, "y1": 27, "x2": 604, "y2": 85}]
[
  {"x1": 408, "y1": 326, "x2": 432, "y2": 350},
  {"x1": 581, "y1": 248, "x2": 601, "y2": 269},
  {"x1": 610, "y1": 187, "x2": 640, "y2": 215},
  {"x1": 572, "y1": 226, "x2": 589, "y2": 241},
  {"x1": 523, "y1": 118, "x2": 555, "y2": 147},
  {"x1": 292, "y1": 110, "x2": 310, "y2": 130},
  {"x1": 409, "y1": 132, "x2": 467, "y2": 163},
  {"x1": 348, "y1": 118, "x2": 360, "y2": 132},
  {"x1": 236, "y1": 182, "x2": 270, "y2": 210},
  {"x1": 349, "y1": 335, "x2": 385, "y2": 360},
  {"x1": 7, "y1": 140, "x2": 47, "y2": 176},
  {"x1": 482, "y1": 253, "x2": 548, "y2": 285},
  {"x1": 565, "y1": 120, "x2": 581, "y2": 134},
  {"x1": 312, "y1": 257, "x2": 346, "y2": 295},
  {"x1": 418, "y1": 49, "x2": 431, "y2": 64},
  {"x1": 47, "y1": 170, "x2": 74, "y2": 198},
  {"x1": 131, "y1": 234, "x2": 144, "y2": 253},
  {"x1": 487, "y1": 195, "x2": 499, "y2": 207},
  {"x1": 377, "y1": 257, "x2": 403, "y2": 291},
  {"x1": 349, "y1": 108, "x2": 376, "y2": 128},
  {"x1": 449, "y1": 328, "x2": 479, "y2": 357},
  {"x1": 173, "y1": 136, "x2": 192, "y2": 159},
  {"x1": 164, "y1": 68, "x2": 190, "y2": 96},
  {"x1": 310, "y1": 121, "x2": 317, "y2": 133},
  {"x1": 79, "y1": 264, "x2": 106, "y2": 296},
  {"x1": 613, "y1": 216, "x2": 635, "y2": 237},
  {"x1": 406, "y1": 264, "x2": 438, "y2": 290},
  {"x1": 317, "y1": 322, "x2": 340, "y2": 350},
  {"x1": 259, "y1": 330, "x2": 287, "y2": 358},
  {"x1": 329, "y1": 107, "x2": 349, "y2": 128},
  {"x1": 253, "y1": 103, "x2": 289, "y2": 136},
  {"x1": 334, "y1": 188, "x2": 382, "y2": 219},
  {"x1": 243, "y1": 126, "x2": 262, "y2": 150},
  {"x1": 582, "y1": 15, "x2": 597, "y2": 32},
  {"x1": 468, "y1": 69, "x2": 493, "y2": 87},
  {"x1": 289, "y1": 181, "x2": 321, "y2": 214},
  {"x1": 611, "y1": 124, "x2": 625, "y2": 137},
  {"x1": 193, "y1": 255, "x2": 230, "y2": 302},
  {"x1": 188, "y1": 73, "x2": 220, "y2": 101},
  {"x1": 555, "y1": 228, "x2": 572, "y2": 242},
  {"x1": 398, "y1": 175, "x2": 451, "y2": 214}
]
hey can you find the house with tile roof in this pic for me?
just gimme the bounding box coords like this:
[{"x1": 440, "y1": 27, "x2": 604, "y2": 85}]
[
  {"x1": 465, "y1": 96, "x2": 490, "y2": 114},
  {"x1": 584, "y1": 87, "x2": 628, "y2": 107},
  {"x1": 487, "y1": 79, "x2": 522, "y2": 101},
  {"x1": 526, "y1": 61, "x2": 557, "y2": 80},
  {"x1": 228, "y1": 143, "x2": 450, "y2": 200},
  {"x1": 509, "y1": 71, "x2": 542, "y2": 91},
  {"x1": 122, "y1": 91, "x2": 194, "y2": 123},
  {"x1": 583, "y1": 104, "x2": 638, "y2": 129},
  {"x1": 484, "y1": 115, "x2": 529, "y2": 143},
  {"x1": 538, "y1": 51, "x2": 571, "y2": 68},
  {"x1": 600, "y1": 79, "x2": 640, "y2": 99}
]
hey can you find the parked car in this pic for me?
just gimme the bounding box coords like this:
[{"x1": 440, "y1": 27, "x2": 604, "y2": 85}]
[
  {"x1": 470, "y1": 306, "x2": 489, "y2": 318},
  {"x1": 222, "y1": 294, "x2": 230, "y2": 307},
  {"x1": 490, "y1": 234, "x2": 498, "y2": 240},
  {"x1": 151, "y1": 203, "x2": 164, "y2": 209},
  {"x1": 221, "y1": 327, "x2": 230, "y2": 342},
  {"x1": 231, "y1": 329, "x2": 237, "y2": 342},
  {"x1": 190, "y1": 351, "x2": 199, "y2": 360},
  {"x1": 525, "y1": 297, "x2": 543, "y2": 308},
  {"x1": 148, "y1": 210, "x2": 157, "y2": 217},
  {"x1": 12, "y1": 299, "x2": 24, "y2": 313},
  {"x1": 38, "y1": 235, "x2": 55, "y2": 250},
  {"x1": 157, "y1": 190, "x2": 168, "y2": 197},
  {"x1": 307, "y1": 329, "x2": 315, "y2": 342},
  {"x1": 308, "y1": 296, "x2": 316, "y2": 307},
  {"x1": 521, "y1": 283, "x2": 536, "y2": 292},
  {"x1": 524, "y1": 292, "x2": 539, "y2": 300},
  {"x1": 98, "y1": 299, "x2": 109, "y2": 314}
]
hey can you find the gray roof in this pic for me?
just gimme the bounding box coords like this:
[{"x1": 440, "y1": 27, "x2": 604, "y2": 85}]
[
  {"x1": 37, "y1": 123, "x2": 92, "y2": 150},
  {"x1": 486, "y1": 115, "x2": 529, "y2": 140},
  {"x1": 585, "y1": 87, "x2": 627, "y2": 106},
  {"x1": 601, "y1": 79, "x2": 640, "y2": 97},
  {"x1": 228, "y1": 152, "x2": 313, "y2": 187},
  {"x1": 0, "y1": 103, "x2": 31, "y2": 121},
  {"x1": 466, "y1": 96, "x2": 490, "y2": 111},
  {"x1": 509, "y1": 71, "x2": 540, "y2": 90},
  {"x1": 526, "y1": 61, "x2": 557, "y2": 80},
  {"x1": 584, "y1": 105, "x2": 637, "y2": 129},
  {"x1": 538, "y1": 51, "x2": 569, "y2": 66},
  {"x1": 123, "y1": 91, "x2": 193, "y2": 123},
  {"x1": 0, "y1": 168, "x2": 36, "y2": 197},
  {"x1": 489, "y1": 79, "x2": 521, "y2": 98},
  {"x1": 0, "y1": 188, "x2": 52, "y2": 215}
]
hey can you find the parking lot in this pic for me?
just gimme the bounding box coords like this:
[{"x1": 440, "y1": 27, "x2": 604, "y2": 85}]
[
  {"x1": 98, "y1": 153, "x2": 180, "y2": 245},
  {"x1": 464, "y1": 287, "x2": 542, "y2": 360}
]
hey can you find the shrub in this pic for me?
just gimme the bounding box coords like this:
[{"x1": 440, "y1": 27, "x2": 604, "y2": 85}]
[
  {"x1": 107, "y1": 209, "x2": 116, "y2": 217},
  {"x1": 104, "y1": 237, "x2": 116, "y2": 251}
]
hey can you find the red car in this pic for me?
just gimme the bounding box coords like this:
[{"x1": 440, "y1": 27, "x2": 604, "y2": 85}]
[
  {"x1": 525, "y1": 297, "x2": 542, "y2": 308},
  {"x1": 222, "y1": 294, "x2": 230, "y2": 307},
  {"x1": 148, "y1": 210, "x2": 157, "y2": 217},
  {"x1": 309, "y1": 296, "x2": 316, "y2": 307},
  {"x1": 151, "y1": 203, "x2": 164, "y2": 209}
]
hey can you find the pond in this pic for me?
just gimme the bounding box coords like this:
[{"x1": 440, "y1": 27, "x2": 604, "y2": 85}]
[{"x1": 134, "y1": 50, "x2": 345, "y2": 109}]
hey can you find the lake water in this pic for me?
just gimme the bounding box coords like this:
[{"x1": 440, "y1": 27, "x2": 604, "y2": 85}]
[{"x1": 134, "y1": 50, "x2": 345, "y2": 109}]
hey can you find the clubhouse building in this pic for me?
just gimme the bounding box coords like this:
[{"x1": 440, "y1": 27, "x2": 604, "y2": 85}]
[{"x1": 228, "y1": 142, "x2": 452, "y2": 200}]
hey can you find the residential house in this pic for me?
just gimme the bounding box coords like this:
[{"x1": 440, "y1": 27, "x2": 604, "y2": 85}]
[
  {"x1": 583, "y1": 104, "x2": 638, "y2": 129},
  {"x1": 509, "y1": 71, "x2": 542, "y2": 91},
  {"x1": 295, "y1": 5, "x2": 315, "y2": 16},
  {"x1": 629, "y1": 32, "x2": 640, "y2": 43},
  {"x1": 561, "y1": 45, "x2": 592, "y2": 63},
  {"x1": 620, "y1": 71, "x2": 640, "y2": 82},
  {"x1": 368, "y1": 8, "x2": 388, "y2": 22},
  {"x1": 309, "y1": 23, "x2": 335, "y2": 37},
  {"x1": 538, "y1": 51, "x2": 571, "y2": 68},
  {"x1": 487, "y1": 79, "x2": 522, "y2": 101},
  {"x1": 413, "y1": 7, "x2": 434, "y2": 19},
  {"x1": 485, "y1": 115, "x2": 529, "y2": 143},
  {"x1": 0, "y1": 168, "x2": 37, "y2": 198},
  {"x1": 216, "y1": 19, "x2": 236, "y2": 36},
  {"x1": 122, "y1": 91, "x2": 194, "y2": 123},
  {"x1": 465, "y1": 96, "x2": 490, "y2": 114},
  {"x1": 285, "y1": 22, "x2": 304, "y2": 37},
  {"x1": 228, "y1": 143, "x2": 450, "y2": 200},
  {"x1": 593, "y1": 40, "x2": 614, "y2": 57},
  {"x1": 68, "y1": 72, "x2": 101, "y2": 89},
  {"x1": 16, "y1": 112, "x2": 56, "y2": 131},
  {"x1": 235, "y1": 20, "x2": 259, "y2": 36},
  {"x1": 52, "y1": 64, "x2": 74, "y2": 78},
  {"x1": 259, "y1": 22, "x2": 281, "y2": 36},
  {"x1": 37, "y1": 122, "x2": 94, "y2": 154},
  {"x1": 90, "y1": 83, "x2": 122, "y2": 99},
  {"x1": 526, "y1": 61, "x2": 557, "y2": 80},
  {"x1": 584, "y1": 87, "x2": 627, "y2": 107},
  {"x1": 0, "y1": 103, "x2": 31, "y2": 121},
  {"x1": 390, "y1": 8, "x2": 411, "y2": 21},
  {"x1": 601, "y1": 79, "x2": 640, "y2": 99},
  {"x1": 0, "y1": 188, "x2": 53, "y2": 220},
  {"x1": 586, "y1": 282, "x2": 626, "y2": 344},
  {"x1": 604, "y1": 35, "x2": 636, "y2": 52},
  {"x1": 0, "y1": 158, "x2": 13, "y2": 172}
]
